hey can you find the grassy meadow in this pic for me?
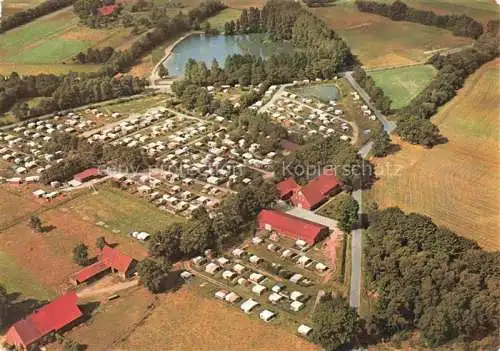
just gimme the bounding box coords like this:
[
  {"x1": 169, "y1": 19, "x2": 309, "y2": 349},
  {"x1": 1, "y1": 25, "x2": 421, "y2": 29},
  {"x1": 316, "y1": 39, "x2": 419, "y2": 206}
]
[
  {"x1": 367, "y1": 59, "x2": 500, "y2": 251},
  {"x1": 369, "y1": 65, "x2": 437, "y2": 109},
  {"x1": 308, "y1": 1, "x2": 473, "y2": 68}
]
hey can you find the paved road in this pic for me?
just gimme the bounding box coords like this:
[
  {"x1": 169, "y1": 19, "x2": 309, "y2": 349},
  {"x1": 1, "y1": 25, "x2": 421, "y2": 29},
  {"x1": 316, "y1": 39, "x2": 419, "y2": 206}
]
[
  {"x1": 344, "y1": 71, "x2": 396, "y2": 133},
  {"x1": 349, "y1": 189, "x2": 362, "y2": 309},
  {"x1": 282, "y1": 205, "x2": 338, "y2": 230}
]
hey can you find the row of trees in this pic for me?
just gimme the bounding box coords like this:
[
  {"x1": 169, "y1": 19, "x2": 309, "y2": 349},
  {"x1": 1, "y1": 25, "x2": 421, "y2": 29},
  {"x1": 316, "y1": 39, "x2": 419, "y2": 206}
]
[
  {"x1": 40, "y1": 132, "x2": 151, "y2": 184},
  {"x1": 355, "y1": 0, "x2": 483, "y2": 39},
  {"x1": 364, "y1": 207, "x2": 500, "y2": 346},
  {"x1": 73, "y1": 46, "x2": 115, "y2": 64},
  {"x1": 147, "y1": 180, "x2": 278, "y2": 265},
  {"x1": 273, "y1": 136, "x2": 370, "y2": 189},
  {"x1": 0, "y1": 0, "x2": 76, "y2": 33},
  {"x1": 11, "y1": 74, "x2": 147, "y2": 120},
  {"x1": 352, "y1": 66, "x2": 392, "y2": 114}
]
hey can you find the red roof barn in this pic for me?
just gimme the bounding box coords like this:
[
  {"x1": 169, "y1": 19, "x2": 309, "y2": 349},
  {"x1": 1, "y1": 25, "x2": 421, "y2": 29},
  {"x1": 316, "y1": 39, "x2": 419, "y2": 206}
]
[
  {"x1": 4, "y1": 292, "x2": 82, "y2": 349},
  {"x1": 276, "y1": 178, "x2": 299, "y2": 200},
  {"x1": 290, "y1": 173, "x2": 342, "y2": 210},
  {"x1": 70, "y1": 246, "x2": 135, "y2": 285},
  {"x1": 257, "y1": 209, "x2": 329, "y2": 245},
  {"x1": 73, "y1": 167, "x2": 101, "y2": 183}
]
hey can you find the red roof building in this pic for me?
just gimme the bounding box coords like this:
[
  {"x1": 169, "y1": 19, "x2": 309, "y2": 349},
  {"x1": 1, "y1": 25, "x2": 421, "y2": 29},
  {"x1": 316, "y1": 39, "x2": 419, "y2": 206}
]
[
  {"x1": 4, "y1": 292, "x2": 82, "y2": 349},
  {"x1": 276, "y1": 178, "x2": 299, "y2": 200},
  {"x1": 70, "y1": 246, "x2": 135, "y2": 285},
  {"x1": 290, "y1": 173, "x2": 342, "y2": 210},
  {"x1": 73, "y1": 167, "x2": 100, "y2": 183},
  {"x1": 257, "y1": 209, "x2": 329, "y2": 245},
  {"x1": 98, "y1": 4, "x2": 118, "y2": 16}
]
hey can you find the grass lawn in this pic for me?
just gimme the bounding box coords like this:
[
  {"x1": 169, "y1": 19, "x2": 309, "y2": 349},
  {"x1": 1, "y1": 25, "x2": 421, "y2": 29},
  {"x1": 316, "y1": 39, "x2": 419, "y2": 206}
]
[
  {"x1": 308, "y1": 1, "x2": 473, "y2": 68},
  {"x1": 99, "y1": 94, "x2": 168, "y2": 115},
  {"x1": 367, "y1": 59, "x2": 500, "y2": 251},
  {"x1": 369, "y1": 65, "x2": 437, "y2": 109},
  {"x1": 64, "y1": 184, "x2": 184, "y2": 235},
  {"x1": 0, "y1": 251, "x2": 56, "y2": 300},
  {"x1": 2, "y1": 0, "x2": 46, "y2": 17},
  {"x1": 205, "y1": 8, "x2": 242, "y2": 30},
  {"x1": 316, "y1": 192, "x2": 351, "y2": 220},
  {"x1": 377, "y1": 0, "x2": 500, "y2": 23}
]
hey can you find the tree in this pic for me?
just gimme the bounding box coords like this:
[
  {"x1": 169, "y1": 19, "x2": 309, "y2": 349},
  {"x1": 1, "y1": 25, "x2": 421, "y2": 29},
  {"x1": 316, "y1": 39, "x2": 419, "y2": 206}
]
[
  {"x1": 72, "y1": 243, "x2": 89, "y2": 266},
  {"x1": 62, "y1": 338, "x2": 85, "y2": 351},
  {"x1": 137, "y1": 258, "x2": 171, "y2": 293},
  {"x1": 395, "y1": 117, "x2": 441, "y2": 147},
  {"x1": 29, "y1": 215, "x2": 43, "y2": 232},
  {"x1": 158, "y1": 65, "x2": 169, "y2": 78},
  {"x1": 312, "y1": 294, "x2": 358, "y2": 351},
  {"x1": 334, "y1": 196, "x2": 359, "y2": 232},
  {"x1": 95, "y1": 236, "x2": 106, "y2": 251},
  {"x1": 372, "y1": 131, "x2": 391, "y2": 157},
  {"x1": 0, "y1": 284, "x2": 8, "y2": 327}
]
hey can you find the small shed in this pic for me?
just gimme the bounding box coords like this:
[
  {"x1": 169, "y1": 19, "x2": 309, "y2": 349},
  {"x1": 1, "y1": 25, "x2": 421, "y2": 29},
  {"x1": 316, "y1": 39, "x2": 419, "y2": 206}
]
[
  {"x1": 240, "y1": 299, "x2": 259, "y2": 313},
  {"x1": 315, "y1": 262, "x2": 328, "y2": 272},
  {"x1": 232, "y1": 248, "x2": 245, "y2": 257},
  {"x1": 216, "y1": 257, "x2": 230, "y2": 266},
  {"x1": 215, "y1": 290, "x2": 228, "y2": 300},
  {"x1": 249, "y1": 272, "x2": 264, "y2": 283},
  {"x1": 272, "y1": 283, "x2": 285, "y2": 293},
  {"x1": 297, "y1": 324, "x2": 312, "y2": 337},
  {"x1": 290, "y1": 291, "x2": 304, "y2": 302},
  {"x1": 290, "y1": 273, "x2": 303, "y2": 284},
  {"x1": 252, "y1": 284, "x2": 267, "y2": 296},
  {"x1": 259, "y1": 309, "x2": 276, "y2": 322},
  {"x1": 224, "y1": 292, "x2": 241, "y2": 304},
  {"x1": 222, "y1": 270, "x2": 236, "y2": 280},
  {"x1": 268, "y1": 293, "x2": 283, "y2": 304},
  {"x1": 290, "y1": 300, "x2": 304, "y2": 312},
  {"x1": 205, "y1": 262, "x2": 221, "y2": 275},
  {"x1": 233, "y1": 264, "x2": 246, "y2": 274},
  {"x1": 249, "y1": 255, "x2": 262, "y2": 264}
]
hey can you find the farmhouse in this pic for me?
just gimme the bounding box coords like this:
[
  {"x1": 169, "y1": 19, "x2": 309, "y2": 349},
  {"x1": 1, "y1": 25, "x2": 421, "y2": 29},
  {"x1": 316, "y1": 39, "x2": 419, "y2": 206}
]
[
  {"x1": 257, "y1": 210, "x2": 329, "y2": 245},
  {"x1": 70, "y1": 246, "x2": 135, "y2": 285},
  {"x1": 291, "y1": 172, "x2": 342, "y2": 210},
  {"x1": 4, "y1": 292, "x2": 82, "y2": 349},
  {"x1": 276, "y1": 178, "x2": 299, "y2": 200}
]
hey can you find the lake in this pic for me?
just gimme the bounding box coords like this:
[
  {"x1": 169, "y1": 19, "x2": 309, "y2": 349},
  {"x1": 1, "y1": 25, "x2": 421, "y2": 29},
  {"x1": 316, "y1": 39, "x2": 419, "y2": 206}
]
[{"x1": 164, "y1": 33, "x2": 293, "y2": 76}]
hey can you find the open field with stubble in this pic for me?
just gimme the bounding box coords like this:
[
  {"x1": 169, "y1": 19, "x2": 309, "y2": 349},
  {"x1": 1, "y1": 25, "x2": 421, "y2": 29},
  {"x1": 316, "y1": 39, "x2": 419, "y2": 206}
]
[
  {"x1": 369, "y1": 64, "x2": 437, "y2": 109},
  {"x1": 308, "y1": 1, "x2": 473, "y2": 68},
  {"x1": 367, "y1": 59, "x2": 500, "y2": 251}
]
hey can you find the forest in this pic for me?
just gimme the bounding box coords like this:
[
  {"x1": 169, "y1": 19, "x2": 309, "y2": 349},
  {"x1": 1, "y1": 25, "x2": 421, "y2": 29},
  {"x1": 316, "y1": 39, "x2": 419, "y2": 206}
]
[
  {"x1": 364, "y1": 207, "x2": 500, "y2": 347},
  {"x1": 0, "y1": 0, "x2": 76, "y2": 33},
  {"x1": 355, "y1": 0, "x2": 483, "y2": 39}
]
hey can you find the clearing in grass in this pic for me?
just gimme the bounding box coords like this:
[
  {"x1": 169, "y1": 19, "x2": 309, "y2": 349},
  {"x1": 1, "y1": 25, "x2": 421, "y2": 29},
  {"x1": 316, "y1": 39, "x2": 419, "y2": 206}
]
[
  {"x1": 368, "y1": 65, "x2": 437, "y2": 109},
  {"x1": 308, "y1": 2, "x2": 472, "y2": 68},
  {"x1": 205, "y1": 8, "x2": 242, "y2": 30},
  {"x1": 367, "y1": 59, "x2": 500, "y2": 251}
]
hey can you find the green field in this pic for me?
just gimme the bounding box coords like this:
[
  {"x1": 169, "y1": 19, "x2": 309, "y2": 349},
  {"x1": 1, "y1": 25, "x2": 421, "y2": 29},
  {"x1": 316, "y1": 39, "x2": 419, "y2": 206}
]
[
  {"x1": 0, "y1": 7, "x2": 134, "y2": 73},
  {"x1": 205, "y1": 8, "x2": 242, "y2": 30},
  {"x1": 369, "y1": 64, "x2": 437, "y2": 109},
  {"x1": 0, "y1": 252, "x2": 56, "y2": 300},
  {"x1": 308, "y1": 1, "x2": 473, "y2": 68},
  {"x1": 2, "y1": 0, "x2": 45, "y2": 17},
  {"x1": 66, "y1": 185, "x2": 184, "y2": 235}
]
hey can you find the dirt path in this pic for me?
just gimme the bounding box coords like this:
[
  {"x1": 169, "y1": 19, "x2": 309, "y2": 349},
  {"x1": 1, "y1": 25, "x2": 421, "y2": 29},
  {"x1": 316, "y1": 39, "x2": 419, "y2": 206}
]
[{"x1": 77, "y1": 279, "x2": 139, "y2": 299}]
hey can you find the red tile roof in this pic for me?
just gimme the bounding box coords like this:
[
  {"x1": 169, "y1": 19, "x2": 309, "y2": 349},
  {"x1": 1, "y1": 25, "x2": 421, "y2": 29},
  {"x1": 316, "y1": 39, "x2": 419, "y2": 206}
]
[
  {"x1": 257, "y1": 209, "x2": 328, "y2": 244},
  {"x1": 72, "y1": 260, "x2": 109, "y2": 284},
  {"x1": 73, "y1": 167, "x2": 100, "y2": 183},
  {"x1": 290, "y1": 173, "x2": 342, "y2": 210},
  {"x1": 276, "y1": 178, "x2": 299, "y2": 199},
  {"x1": 98, "y1": 4, "x2": 117, "y2": 16},
  {"x1": 5, "y1": 292, "x2": 82, "y2": 349},
  {"x1": 101, "y1": 246, "x2": 133, "y2": 274}
]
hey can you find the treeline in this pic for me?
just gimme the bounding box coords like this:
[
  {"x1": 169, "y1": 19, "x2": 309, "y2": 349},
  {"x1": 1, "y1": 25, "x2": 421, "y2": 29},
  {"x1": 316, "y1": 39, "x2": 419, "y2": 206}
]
[
  {"x1": 41, "y1": 133, "x2": 151, "y2": 184},
  {"x1": 73, "y1": 47, "x2": 115, "y2": 64},
  {"x1": 147, "y1": 180, "x2": 278, "y2": 262},
  {"x1": 355, "y1": 0, "x2": 483, "y2": 39},
  {"x1": 364, "y1": 207, "x2": 500, "y2": 346},
  {"x1": 4, "y1": 73, "x2": 147, "y2": 120},
  {"x1": 99, "y1": 0, "x2": 226, "y2": 75},
  {"x1": 0, "y1": 0, "x2": 76, "y2": 33},
  {"x1": 352, "y1": 67, "x2": 392, "y2": 114},
  {"x1": 273, "y1": 136, "x2": 369, "y2": 189},
  {"x1": 303, "y1": 0, "x2": 335, "y2": 7}
]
